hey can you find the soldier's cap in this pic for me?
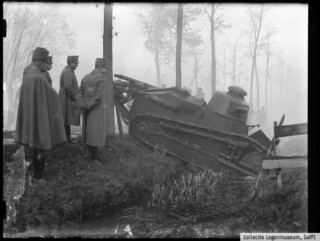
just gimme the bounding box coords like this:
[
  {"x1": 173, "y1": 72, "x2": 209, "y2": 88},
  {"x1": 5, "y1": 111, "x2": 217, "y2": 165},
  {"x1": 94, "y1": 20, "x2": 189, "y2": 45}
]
[
  {"x1": 32, "y1": 47, "x2": 49, "y2": 62},
  {"x1": 95, "y1": 58, "x2": 108, "y2": 69},
  {"x1": 48, "y1": 56, "x2": 53, "y2": 64},
  {"x1": 67, "y1": 56, "x2": 79, "y2": 64}
]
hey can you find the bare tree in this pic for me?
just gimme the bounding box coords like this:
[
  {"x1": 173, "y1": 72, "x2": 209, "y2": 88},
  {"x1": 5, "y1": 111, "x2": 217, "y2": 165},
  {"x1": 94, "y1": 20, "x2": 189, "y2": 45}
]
[
  {"x1": 137, "y1": 5, "x2": 176, "y2": 87},
  {"x1": 276, "y1": 55, "x2": 285, "y2": 109},
  {"x1": 176, "y1": 3, "x2": 183, "y2": 87},
  {"x1": 204, "y1": 4, "x2": 229, "y2": 97},
  {"x1": 261, "y1": 25, "x2": 277, "y2": 116},
  {"x1": 269, "y1": 50, "x2": 284, "y2": 118},
  {"x1": 230, "y1": 36, "x2": 243, "y2": 86},
  {"x1": 3, "y1": 3, "x2": 75, "y2": 130},
  {"x1": 244, "y1": 5, "x2": 265, "y2": 111},
  {"x1": 182, "y1": 4, "x2": 204, "y2": 92},
  {"x1": 222, "y1": 41, "x2": 228, "y2": 90}
]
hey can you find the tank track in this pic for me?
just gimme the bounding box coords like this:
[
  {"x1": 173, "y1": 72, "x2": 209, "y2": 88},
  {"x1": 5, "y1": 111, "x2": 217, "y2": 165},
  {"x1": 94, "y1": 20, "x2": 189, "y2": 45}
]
[{"x1": 128, "y1": 114, "x2": 269, "y2": 177}]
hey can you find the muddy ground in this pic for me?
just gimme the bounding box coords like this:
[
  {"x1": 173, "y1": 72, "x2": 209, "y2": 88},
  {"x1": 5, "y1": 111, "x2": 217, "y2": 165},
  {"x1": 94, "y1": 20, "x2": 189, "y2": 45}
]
[{"x1": 3, "y1": 132, "x2": 308, "y2": 238}]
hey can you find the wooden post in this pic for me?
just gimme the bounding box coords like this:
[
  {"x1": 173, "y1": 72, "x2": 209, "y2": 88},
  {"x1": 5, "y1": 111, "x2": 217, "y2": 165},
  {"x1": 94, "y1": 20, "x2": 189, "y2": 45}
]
[
  {"x1": 273, "y1": 121, "x2": 279, "y2": 155},
  {"x1": 103, "y1": 3, "x2": 115, "y2": 137},
  {"x1": 251, "y1": 170, "x2": 263, "y2": 199},
  {"x1": 276, "y1": 168, "x2": 282, "y2": 190}
]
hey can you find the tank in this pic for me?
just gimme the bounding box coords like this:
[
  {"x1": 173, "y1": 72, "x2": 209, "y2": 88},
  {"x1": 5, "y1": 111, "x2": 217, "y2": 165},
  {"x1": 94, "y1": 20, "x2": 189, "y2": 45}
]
[{"x1": 114, "y1": 74, "x2": 271, "y2": 177}]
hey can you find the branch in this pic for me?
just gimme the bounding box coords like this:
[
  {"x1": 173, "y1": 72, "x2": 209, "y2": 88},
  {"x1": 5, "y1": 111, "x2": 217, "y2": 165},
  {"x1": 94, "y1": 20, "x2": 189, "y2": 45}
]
[
  {"x1": 203, "y1": 7, "x2": 211, "y2": 20},
  {"x1": 212, "y1": 3, "x2": 220, "y2": 15}
]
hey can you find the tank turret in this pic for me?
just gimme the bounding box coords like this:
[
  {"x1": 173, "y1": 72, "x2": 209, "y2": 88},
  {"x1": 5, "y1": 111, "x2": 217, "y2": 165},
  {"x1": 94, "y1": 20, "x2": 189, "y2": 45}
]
[{"x1": 207, "y1": 86, "x2": 249, "y2": 124}]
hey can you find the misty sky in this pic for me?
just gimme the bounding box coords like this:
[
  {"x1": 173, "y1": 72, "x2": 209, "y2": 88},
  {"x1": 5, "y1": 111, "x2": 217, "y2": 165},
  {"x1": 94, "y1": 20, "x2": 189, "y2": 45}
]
[
  {"x1": 60, "y1": 3, "x2": 308, "y2": 126},
  {"x1": 3, "y1": 2, "x2": 308, "y2": 134},
  {"x1": 57, "y1": 3, "x2": 307, "y2": 88}
]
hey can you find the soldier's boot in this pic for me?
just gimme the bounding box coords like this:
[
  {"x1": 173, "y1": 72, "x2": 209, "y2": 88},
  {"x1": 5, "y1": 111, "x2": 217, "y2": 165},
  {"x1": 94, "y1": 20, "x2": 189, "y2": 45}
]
[
  {"x1": 65, "y1": 125, "x2": 77, "y2": 144},
  {"x1": 88, "y1": 145, "x2": 98, "y2": 161},
  {"x1": 33, "y1": 150, "x2": 46, "y2": 180}
]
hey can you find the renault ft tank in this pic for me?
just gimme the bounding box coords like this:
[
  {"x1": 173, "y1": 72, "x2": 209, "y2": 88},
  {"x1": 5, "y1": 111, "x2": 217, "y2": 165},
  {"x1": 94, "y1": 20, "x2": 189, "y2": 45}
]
[{"x1": 113, "y1": 74, "x2": 271, "y2": 177}]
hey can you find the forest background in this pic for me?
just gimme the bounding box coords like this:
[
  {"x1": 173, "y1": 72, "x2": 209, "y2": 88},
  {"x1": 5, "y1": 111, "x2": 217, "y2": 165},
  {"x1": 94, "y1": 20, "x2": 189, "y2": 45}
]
[{"x1": 3, "y1": 2, "x2": 308, "y2": 138}]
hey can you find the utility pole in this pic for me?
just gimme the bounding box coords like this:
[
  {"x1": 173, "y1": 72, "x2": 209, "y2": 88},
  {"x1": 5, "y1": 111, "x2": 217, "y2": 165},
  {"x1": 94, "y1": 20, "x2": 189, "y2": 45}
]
[
  {"x1": 176, "y1": 3, "x2": 183, "y2": 88},
  {"x1": 103, "y1": 3, "x2": 115, "y2": 136}
]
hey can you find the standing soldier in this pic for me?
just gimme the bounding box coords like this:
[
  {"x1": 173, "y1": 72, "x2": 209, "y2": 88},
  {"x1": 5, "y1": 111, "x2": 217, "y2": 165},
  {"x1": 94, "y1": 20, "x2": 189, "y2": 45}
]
[
  {"x1": 59, "y1": 55, "x2": 80, "y2": 143},
  {"x1": 15, "y1": 47, "x2": 67, "y2": 180},
  {"x1": 77, "y1": 58, "x2": 107, "y2": 161},
  {"x1": 22, "y1": 47, "x2": 43, "y2": 77},
  {"x1": 16, "y1": 54, "x2": 53, "y2": 115}
]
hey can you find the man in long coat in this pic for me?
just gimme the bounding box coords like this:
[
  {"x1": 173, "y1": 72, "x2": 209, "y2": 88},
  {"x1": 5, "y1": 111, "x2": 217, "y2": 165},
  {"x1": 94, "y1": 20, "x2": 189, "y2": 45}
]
[
  {"x1": 77, "y1": 58, "x2": 107, "y2": 161},
  {"x1": 59, "y1": 55, "x2": 80, "y2": 143},
  {"x1": 15, "y1": 47, "x2": 67, "y2": 180}
]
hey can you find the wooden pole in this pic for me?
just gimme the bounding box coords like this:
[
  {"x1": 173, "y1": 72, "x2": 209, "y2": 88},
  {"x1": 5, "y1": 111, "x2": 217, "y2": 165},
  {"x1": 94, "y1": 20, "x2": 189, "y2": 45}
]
[
  {"x1": 103, "y1": 3, "x2": 115, "y2": 137},
  {"x1": 176, "y1": 3, "x2": 183, "y2": 88}
]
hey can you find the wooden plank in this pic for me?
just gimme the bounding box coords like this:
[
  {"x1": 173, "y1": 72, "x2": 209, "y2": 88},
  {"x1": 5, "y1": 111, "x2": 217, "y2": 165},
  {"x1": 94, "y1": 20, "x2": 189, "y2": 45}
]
[
  {"x1": 262, "y1": 157, "x2": 308, "y2": 169},
  {"x1": 3, "y1": 139, "x2": 15, "y2": 145},
  {"x1": 262, "y1": 155, "x2": 308, "y2": 160},
  {"x1": 274, "y1": 123, "x2": 308, "y2": 138}
]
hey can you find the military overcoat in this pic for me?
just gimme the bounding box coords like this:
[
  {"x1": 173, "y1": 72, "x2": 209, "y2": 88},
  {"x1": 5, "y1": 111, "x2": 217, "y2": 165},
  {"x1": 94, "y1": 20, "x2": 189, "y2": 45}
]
[
  {"x1": 77, "y1": 69, "x2": 106, "y2": 147},
  {"x1": 23, "y1": 63, "x2": 33, "y2": 77},
  {"x1": 59, "y1": 65, "x2": 80, "y2": 125},
  {"x1": 45, "y1": 72, "x2": 53, "y2": 86},
  {"x1": 15, "y1": 67, "x2": 67, "y2": 150}
]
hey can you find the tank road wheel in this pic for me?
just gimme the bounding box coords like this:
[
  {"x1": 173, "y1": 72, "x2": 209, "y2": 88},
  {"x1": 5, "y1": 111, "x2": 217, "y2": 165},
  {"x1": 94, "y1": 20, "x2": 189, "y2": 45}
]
[
  {"x1": 241, "y1": 152, "x2": 265, "y2": 173},
  {"x1": 136, "y1": 122, "x2": 149, "y2": 133},
  {"x1": 129, "y1": 121, "x2": 149, "y2": 135}
]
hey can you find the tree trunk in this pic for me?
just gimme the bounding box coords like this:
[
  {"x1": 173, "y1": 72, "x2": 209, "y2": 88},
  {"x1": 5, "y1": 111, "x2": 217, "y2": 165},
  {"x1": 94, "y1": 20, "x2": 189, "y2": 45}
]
[
  {"x1": 249, "y1": 55, "x2": 255, "y2": 111},
  {"x1": 154, "y1": 26, "x2": 161, "y2": 87},
  {"x1": 5, "y1": 82, "x2": 15, "y2": 130},
  {"x1": 176, "y1": 3, "x2": 183, "y2": 88},
  {"x1": 210, "y1": 5, "x2": 216, "y2": 97},
  {"x1": 254, "y1": 58, "x2": 260, "y2": 110},
  {"x1": 265, "y1": 52, "x2": 269, "y2": 115},
  {"x1": 103, "y1": 3, "x2": 115, "y2": 137},
  {"x1": 223, "y1": 46, "x2": 226, "y2": 90},
  {"x1": 154, "y1": 52, "x2": 161, "y2": 87},
  {"x1": 195, "y1": 56, "x2": 198, "y2": 89},
  {"x1": 232, "y1": 48, "x2": 236, "y2": 86},
  {"x1": 6, "y1": 9, "x2": 29, "y2": 130}
]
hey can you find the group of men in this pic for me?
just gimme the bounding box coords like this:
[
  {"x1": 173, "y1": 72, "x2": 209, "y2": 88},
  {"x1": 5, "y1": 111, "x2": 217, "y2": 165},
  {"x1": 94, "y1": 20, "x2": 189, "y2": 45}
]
[{"x1": 14, "y1": 47, "x2": 109, "y2": 180}]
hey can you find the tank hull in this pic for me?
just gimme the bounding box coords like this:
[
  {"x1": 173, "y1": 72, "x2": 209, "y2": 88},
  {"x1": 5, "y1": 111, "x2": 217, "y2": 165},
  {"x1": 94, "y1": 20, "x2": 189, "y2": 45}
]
[{"x1": 130, "y1": 90, "x2": 248, "y2": 135}]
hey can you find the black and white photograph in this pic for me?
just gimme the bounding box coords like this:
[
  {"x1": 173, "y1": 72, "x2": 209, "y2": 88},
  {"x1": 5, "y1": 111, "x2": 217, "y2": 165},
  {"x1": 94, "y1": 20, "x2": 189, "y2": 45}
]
[{"x1": 3, "y1": 2, "x2": 309, "y2": 238}]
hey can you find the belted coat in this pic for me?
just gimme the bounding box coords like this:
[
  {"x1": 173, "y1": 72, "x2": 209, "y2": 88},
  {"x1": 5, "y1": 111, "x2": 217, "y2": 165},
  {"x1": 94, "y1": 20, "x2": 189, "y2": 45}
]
[
  {"x1": 77, "y1": 69, "x2": 106, "y2": 147},
  {"x1": 15, "y1": 66, "x2": 67, "y2": 150},
  {"x1": 59, "y1": 65, "x2": 80, "y2": 125}
]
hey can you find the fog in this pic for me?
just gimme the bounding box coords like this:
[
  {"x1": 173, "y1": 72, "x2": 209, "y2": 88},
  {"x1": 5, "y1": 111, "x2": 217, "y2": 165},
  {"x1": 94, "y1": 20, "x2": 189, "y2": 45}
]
[{"x1": 3, "y1": 2, "x2": 308, "y2": 138}]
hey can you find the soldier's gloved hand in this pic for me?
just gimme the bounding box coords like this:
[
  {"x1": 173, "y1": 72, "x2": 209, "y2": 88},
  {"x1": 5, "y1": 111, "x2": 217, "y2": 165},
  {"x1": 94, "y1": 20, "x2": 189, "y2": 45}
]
[
  {"x1": 84, "y1": 105, "x2": 89, "y2": 114},
  {"x1": 79, "y1": 104, "x2": 89, "y2": 114}
]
